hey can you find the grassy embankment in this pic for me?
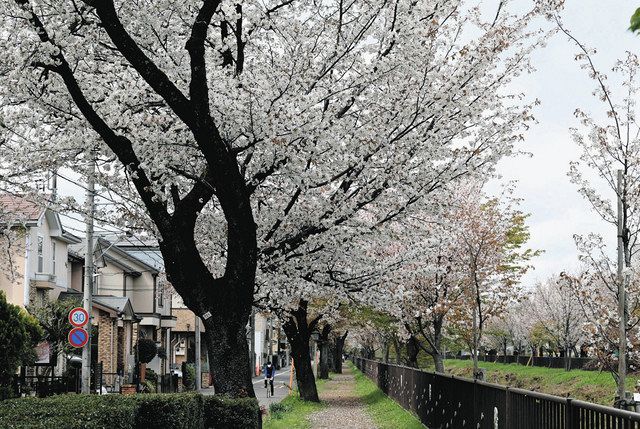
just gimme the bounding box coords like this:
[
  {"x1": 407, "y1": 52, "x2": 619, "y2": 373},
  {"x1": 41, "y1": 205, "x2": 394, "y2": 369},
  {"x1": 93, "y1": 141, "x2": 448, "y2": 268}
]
[
  {"x1": 442, "y1": 359, "x2": 639, "y2": 406},
  {"x1": 350, "y1": 362, "x2": 424, "y2": 429}
]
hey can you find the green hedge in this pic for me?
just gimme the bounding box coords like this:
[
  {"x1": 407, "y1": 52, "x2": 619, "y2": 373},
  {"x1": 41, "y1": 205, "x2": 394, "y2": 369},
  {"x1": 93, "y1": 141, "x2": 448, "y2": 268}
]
[
  {"x1": 0, "y1": 395, "x2": 138, "y2": 429},
  {"x1": 135, "y1": 394, "x2": 203, "y2": 429},
  {"x1": 0, "y1": 393, "x2": 259, "y2": 429},
  {"x1": 203, "y1": 396, "x2": 261, "y2": 429}
]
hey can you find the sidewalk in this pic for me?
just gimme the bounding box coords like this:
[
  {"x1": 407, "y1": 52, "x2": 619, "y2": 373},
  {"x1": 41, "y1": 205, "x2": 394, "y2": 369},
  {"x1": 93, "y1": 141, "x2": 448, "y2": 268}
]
[
  {"x1": 308, "y1": 366, "x2": 377, "y2": 429},
  {"x1": 199, "y1": 365, "x2": 293, "y2": 409}
]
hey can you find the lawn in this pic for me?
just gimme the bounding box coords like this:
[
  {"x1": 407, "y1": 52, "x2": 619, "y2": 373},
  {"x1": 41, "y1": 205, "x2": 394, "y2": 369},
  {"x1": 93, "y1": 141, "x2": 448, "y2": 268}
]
[
  {"x1": 350, "y1": 362, "x2": 425, "y2": 429},
  {"x1": 262, "y1": 379, "x2": 328, "y2": 429},
  {"x1": 441, "y1": 359, "x2": 638, "y2": 406}
]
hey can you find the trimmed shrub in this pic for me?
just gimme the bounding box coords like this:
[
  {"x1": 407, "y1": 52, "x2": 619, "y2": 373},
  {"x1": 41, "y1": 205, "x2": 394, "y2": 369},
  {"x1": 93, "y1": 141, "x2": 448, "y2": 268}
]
[
  {"x1": 0, "y1": 393, "x2": 259, "y2": 429},
  {"x1": 135, "y1": 393, "x2": 203, "y2": 429},
  {"x1": 0, "y1": 395, "x2": 137, "y2": 429},
  {"x1": 203, "y1": 396, "x2": 260, "y2": 429}
]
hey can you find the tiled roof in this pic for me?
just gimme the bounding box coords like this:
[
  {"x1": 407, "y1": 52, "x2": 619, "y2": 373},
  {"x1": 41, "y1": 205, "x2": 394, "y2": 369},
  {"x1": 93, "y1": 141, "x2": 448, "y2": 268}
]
[{"x1": 0, "y1": 194, "x2": 44, "y2": 222}]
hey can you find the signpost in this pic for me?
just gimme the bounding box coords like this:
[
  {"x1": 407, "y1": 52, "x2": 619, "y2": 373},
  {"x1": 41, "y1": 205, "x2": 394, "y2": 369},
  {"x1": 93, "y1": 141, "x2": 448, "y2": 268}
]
[
  {"x1": 68, "y1": 307, "x2": 89, "y2": 328},
  {"x1": 68, "y1": 328, "x2": 89, "y2": 348}
]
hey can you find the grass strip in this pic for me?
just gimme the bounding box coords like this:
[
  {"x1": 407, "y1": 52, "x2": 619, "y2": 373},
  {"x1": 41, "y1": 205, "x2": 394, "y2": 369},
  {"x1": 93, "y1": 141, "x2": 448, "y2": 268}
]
[
  {"x1": 262, "y1": 378, "x2": 328, "y2": 429},
  {"x1": 349, "y1": 362, "x2": 425, "y2": 429}
]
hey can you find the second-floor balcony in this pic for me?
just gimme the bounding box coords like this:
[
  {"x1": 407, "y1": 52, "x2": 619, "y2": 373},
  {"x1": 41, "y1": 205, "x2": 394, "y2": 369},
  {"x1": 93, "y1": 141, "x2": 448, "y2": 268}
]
[{"x1": 32, "y1": 272, "x2": 56, "y2": 289}]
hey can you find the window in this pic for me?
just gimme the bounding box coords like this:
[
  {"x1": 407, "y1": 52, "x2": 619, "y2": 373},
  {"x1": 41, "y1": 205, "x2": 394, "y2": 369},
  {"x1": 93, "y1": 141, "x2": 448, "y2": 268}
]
[
  {"x1": 37, "y1": 236, "x2": 44, "y2": 273},
  {"x1": 156, "y1": 276, "x2": 163, "y2": 308},
  {"x1": 51, "y1": 242, "x2": 56, "y2": 275}
]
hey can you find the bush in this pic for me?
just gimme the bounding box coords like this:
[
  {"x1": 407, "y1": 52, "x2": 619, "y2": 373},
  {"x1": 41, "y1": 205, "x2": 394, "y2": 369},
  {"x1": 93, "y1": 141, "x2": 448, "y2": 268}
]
[
  {"x1": 268, "y1": 402, "x2": 291, "y2": 420},
  {"x1": 135, "y1": 394, "x2": 203, "y2": 429},
  {"x1": 203, "y1": 396, "x2": 260, "y2": 429},
  {"x1": 0, "y1": 291, "x2": 43, "y2": 388},
  {"x1": 0, "y1": 395, "x2": 138, "y2": 429},
  {"x1": 0, "y1": 393, "x2": 258, "y2": 429},
  {"x1": 182, "y1": 363, "x2": 196, "y2": 391}
]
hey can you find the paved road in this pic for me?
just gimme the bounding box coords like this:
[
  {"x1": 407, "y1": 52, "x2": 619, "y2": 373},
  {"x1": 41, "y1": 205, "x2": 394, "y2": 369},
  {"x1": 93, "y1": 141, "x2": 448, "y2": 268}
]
[
  {"x1": 253, "y1": 366, "x2": 293, "y2": 408},
  {"x1": 199, "y1": 366, "x2": 293, "y2": 409}
]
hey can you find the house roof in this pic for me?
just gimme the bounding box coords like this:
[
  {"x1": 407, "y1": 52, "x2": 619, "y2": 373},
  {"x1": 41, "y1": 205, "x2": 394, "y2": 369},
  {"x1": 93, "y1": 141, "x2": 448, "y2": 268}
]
[
  {"x1": 70, "y1": 237, "x2": 159, "y2": 276},
  {"x1": 0, "y1": 194, "x2": 44, "y2": 223},
  {"x1": 58, "y1": 290, "x2": 138, "y2": 320},
  {"x1": 93, "y1": 295, "x2": 136, "y2": 319},
  {"x1": 0, "y1": 194, "x2": 81, "y2": 244}
]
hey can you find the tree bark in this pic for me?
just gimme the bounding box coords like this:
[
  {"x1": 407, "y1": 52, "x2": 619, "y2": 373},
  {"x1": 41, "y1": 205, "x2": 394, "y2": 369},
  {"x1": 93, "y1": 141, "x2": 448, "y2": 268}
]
[
  {"x1": 393, "y1": 336, "x2": 402, "y2": 364},
  {"x1": 281, "y1": 301, "x2": 320, "y2": 402},
  {"x1": 383, "y1": 341, "x2": 390, "y2": 364},
  {"x1": 333, "y1": 331, "x2": 348, "y2": 374},
  {"x1": 318, "y1": 324, "x2": 331, "y2": 380},
  {"x1": 406, "y1": 336, "x2": 419, "y2": 368},
  {"x1": 159, "y1": 228, "x2": 256, "y2": 398}
]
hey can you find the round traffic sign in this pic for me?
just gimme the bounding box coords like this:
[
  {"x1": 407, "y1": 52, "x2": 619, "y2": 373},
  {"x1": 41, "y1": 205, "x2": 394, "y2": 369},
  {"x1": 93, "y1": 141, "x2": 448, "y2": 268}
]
[
  {"x1": 68, "y1": 327, "x2": 89, "y2": 348},
  {"x1": 68, "y1": 307, "x2": 89, "y2": 327}
]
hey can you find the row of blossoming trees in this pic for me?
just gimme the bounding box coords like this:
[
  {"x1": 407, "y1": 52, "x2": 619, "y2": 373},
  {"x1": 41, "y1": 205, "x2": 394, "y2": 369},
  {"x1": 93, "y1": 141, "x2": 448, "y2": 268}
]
[
  {"x1": 0, "y1": 0, "x2": 582, "y2": 408},
  {"x1": 346, "y1": 42, "x2": 640, "y2": 408}
]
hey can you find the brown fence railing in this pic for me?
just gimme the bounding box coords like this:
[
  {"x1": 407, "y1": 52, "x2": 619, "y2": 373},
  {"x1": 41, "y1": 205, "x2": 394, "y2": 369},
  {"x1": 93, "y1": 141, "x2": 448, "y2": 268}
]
[{"x1": 352, "y1": 356, "x2": 640, "y2": 428}]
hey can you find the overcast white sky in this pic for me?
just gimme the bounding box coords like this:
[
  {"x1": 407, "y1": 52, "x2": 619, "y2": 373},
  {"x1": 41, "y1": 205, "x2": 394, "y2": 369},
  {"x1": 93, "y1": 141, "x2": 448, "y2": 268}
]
[{"x1": 490, "y1": 1, "x2": 640, "y2": 287}]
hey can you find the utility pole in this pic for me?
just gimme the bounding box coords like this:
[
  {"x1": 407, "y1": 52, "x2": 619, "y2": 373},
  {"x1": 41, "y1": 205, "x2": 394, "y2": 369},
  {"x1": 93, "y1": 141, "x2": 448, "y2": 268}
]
[
  {"x1": 250, "y1": 310, "x2": 256, "y2": 377},
  {"x1": 81, "y1": 158, "x2": 95, "y2": 394},
  {"x1": 269, "y1": 316, "x2": 274, "y2": 362},
  {"x1": 617, "y1": 169, "x2": 627, "y2": 407},
  {"x1": 195, "y1": 315, "x2": 201, "y2": 391}
]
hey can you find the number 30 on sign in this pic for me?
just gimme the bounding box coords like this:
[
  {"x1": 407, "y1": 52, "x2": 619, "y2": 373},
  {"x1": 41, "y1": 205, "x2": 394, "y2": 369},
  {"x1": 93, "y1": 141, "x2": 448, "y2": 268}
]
[{"x1": 68, "y1": 307, "x2": 89, "y2": 328}]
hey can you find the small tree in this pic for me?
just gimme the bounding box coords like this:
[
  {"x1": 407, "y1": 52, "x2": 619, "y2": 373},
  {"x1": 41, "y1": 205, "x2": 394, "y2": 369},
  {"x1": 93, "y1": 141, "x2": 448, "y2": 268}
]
[
  {"x1": 0, "y1": 291, "x2": 42, "y2": 397},
  {"x1": 29, "y1": 297, "x2": 81, "y2": 366},
  {"x1": 136, "y1": 337, "x2": 158, "y2": 386},
  {"x1": 137, "y1": 338, "x2": 158, "y2": 364}
]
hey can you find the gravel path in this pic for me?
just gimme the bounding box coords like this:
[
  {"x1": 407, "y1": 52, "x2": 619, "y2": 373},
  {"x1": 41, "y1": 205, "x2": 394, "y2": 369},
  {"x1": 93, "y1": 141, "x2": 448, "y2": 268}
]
[{"x1": 308, "y1": 366, "x2": 378, "y2": 429}]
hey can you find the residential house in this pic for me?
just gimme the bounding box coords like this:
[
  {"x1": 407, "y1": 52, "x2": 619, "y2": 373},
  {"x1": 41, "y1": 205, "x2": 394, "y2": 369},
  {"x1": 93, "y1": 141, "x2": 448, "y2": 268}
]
[
  {"x1": 114, "y1": 239, "x2": 212, "y2": 388},
  {"x1": 0, "y1": 194, "x2": 80, "y2": 308},
  {"x1": 69, "y1": 236, "x2": 176, "y2": 386}
]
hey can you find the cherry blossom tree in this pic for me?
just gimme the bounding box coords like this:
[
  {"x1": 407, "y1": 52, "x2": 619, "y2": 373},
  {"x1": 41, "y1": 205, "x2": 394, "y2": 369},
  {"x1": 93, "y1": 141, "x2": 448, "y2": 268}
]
[
  {"x1": 447, "y1": 183, "x2": 536, "y2": 378},
  {"x1": 559, "y1": 20, "x2": 640, "y2": 398},
  {"x1": 0, "y1": 0, "x2": 558, "y2": 399},
  {"x1": 528, "y1": 274, "x2": 585, "y2": 370}
]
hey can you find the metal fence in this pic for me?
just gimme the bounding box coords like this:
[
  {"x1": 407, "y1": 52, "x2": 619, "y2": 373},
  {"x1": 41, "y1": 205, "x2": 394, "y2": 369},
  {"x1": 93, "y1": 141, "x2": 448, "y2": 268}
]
[
  {"x1": 353, "y1": 357, "x2": 640, "y2": 428},
  {"x1": 449, "y1": 354, "x2": 596, "y2": 371}
]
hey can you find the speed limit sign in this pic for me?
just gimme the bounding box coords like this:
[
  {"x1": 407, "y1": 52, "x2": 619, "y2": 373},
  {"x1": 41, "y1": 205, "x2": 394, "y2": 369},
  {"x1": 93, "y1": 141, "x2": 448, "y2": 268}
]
[{"x1": 68, "y1": 307, "x2": 89, "y2": 328}]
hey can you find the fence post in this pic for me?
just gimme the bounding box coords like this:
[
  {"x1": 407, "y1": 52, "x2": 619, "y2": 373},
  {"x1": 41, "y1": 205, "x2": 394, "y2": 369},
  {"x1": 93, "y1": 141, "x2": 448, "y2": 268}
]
[
  {"x1": 473, "y1": 379, "x2": 478, "y2": 428},
  {"x1": 505, "y1": 387, "x2": 510, "y2": 429},
  {"x1": 565, "y1": 398, "x2": 575, "y2": 429}
]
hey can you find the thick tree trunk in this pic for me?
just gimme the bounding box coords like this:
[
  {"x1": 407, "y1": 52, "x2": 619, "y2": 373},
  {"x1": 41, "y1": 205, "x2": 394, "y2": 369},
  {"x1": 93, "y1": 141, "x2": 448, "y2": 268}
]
[
  {"x1": 328, "y1": 342, "x2": 336, "y2": 372},
  {"x1": 318, "y1": 324, "x2": 331, "y2": 380},
  {"x1": 406, "y1": 336, "x2": 419, "y2": 368},
  {"x1": 282, "y1": 301, "x2": 320, "y2": 402},
  {"x1": 333, "y1": 331, "x2": 347, "y2": 374},
  {"x1": 202, "y1": 315, "x2": 255, "y2": 397},
  {"x1": 393, "y1": 336, "x2": 402, "y2": 364},
  {"x1": 383, "y1": 341, "x2": 390, "y2": 363},
  {"x1": 160, "y1": 228, "x2": 256, "y2": 398}
]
